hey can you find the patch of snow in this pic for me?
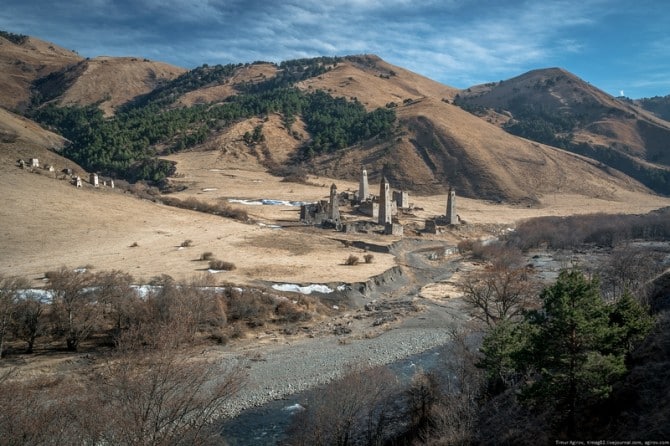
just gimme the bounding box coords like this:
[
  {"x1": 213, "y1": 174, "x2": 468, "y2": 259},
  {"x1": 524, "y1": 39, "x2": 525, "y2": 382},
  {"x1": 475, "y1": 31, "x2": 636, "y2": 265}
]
[
  {"x1": 202, "y1": 188, "x2": 218, "y2": 192},
  {"x1": 228, "y1": 198, "x2": 309, "y2": 207},
  {"x1": 283, "y1": 403, "x2": 305, "y2": 413},
  {"x1": 336, "y1": 284, "x2": 347, "y2": 291},
  {"x1": 16, "y1": 289, "x2": 53, "y2": 302},
  {"x1": 257, "y1": 223, "x2": 282, "y2": 230},
  {"x1": 272, "y1": 283, "x2": 334, "y2": 294}
]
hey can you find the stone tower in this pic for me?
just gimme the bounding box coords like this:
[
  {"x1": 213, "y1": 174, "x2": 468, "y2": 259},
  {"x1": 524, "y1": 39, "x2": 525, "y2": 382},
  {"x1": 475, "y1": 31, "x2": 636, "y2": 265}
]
[
  {"x1": 446, "y1": 187, "x2": 457, "y2": 225},
  {"x1": 329, "y1": 183, "x2": 340, "y2": 221},
  {"x1": 378, "y1": 176, "x2": 392, "y2": 225},
  {"x1": 359, "y1": 169, "x2": 369, "y2": 202}
]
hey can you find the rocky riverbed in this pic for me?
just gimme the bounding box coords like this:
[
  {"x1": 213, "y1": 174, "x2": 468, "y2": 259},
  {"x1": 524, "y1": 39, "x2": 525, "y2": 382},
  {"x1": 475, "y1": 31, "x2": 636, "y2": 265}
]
[{"x1": 218, "y1": 301, "x2": 470, "y2": 416}]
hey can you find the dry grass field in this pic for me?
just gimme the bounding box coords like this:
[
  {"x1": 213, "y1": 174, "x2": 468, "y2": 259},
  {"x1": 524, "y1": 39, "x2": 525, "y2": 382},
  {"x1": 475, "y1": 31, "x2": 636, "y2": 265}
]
[{"x1": 2, "y1": 139, "x2": 669, "y2": 289}]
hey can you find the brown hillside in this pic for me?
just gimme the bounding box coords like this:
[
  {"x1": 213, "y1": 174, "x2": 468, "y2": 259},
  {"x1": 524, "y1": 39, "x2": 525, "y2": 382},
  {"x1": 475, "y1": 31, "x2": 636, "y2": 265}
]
[
  {"x1": 309, "y1": 97, "x2": 647, "y2": 202},
  {"x1": 52, "y1": 56, "x2": 186, "y2": 116},
  {"x1": 177, "y1": 63, "x2": 278, "y2": 107},
  {"x1": 0, "y1": 36, "x2": 81, "y2": 111},
  {"x1": 0, "y1": 107, "x2": 85, "y2": 173},
  {"x1": 457, "y1": 67, "x2": 670, "y2": 168},
  {"x1": 297, "y1": 54, "x2": 458, "y2": 110}
]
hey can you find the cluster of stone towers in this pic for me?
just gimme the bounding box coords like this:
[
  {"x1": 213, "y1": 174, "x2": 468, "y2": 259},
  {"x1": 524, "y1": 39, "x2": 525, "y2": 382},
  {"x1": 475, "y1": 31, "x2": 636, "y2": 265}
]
[{"x1": 301, "y1": 167, "x2": 459, "y2": 236}]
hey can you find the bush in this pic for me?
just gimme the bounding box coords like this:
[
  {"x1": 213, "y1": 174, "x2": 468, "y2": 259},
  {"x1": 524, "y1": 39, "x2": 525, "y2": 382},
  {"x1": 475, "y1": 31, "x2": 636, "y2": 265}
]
[
  {"x1": 200, "y1": 251, "x2": 214, "y2": 261},
  {"x1": 364, "y1": 253, "x2": 374, "y2": 264},
  {"x1": 209, "y1": 260, "x2": 236, "y2": 271},
  {"x1": 344, "y1": 255, "x2": 360, "y2": 266},
  {"x1": 161, "y1": 196, "x2": 249, "y2": 222},
  {"x1": 180, "y1": 239, "x2": 193, "y2": 248}
]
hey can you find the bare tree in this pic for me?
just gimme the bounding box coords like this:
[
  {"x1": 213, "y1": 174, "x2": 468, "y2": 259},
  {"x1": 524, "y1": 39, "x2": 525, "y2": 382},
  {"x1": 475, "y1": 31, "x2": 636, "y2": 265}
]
[
  {"x1": 0, "y1": 369, "x2": 98, "y2": 445},
  {"x1": 599, "y1": 246, "x2": 664, "y2": 304},
  {"x1": 11, "y1": 290, "x2": 46, "y2": 353},
  {"x1": 47, "y1": 267, "x2": 103, "y2": 351},
  {"x1": 93, "y1": 347, "x2": 244, "y2": 446},
  {"x1": 460, "y1": 266, "x2": 539, "y2": 328},
  {"x1": 287, "y1": 365, "x2": 399, "y2": 446},
  {"x1": 91, "y1": 269, "x2": 137, "y2": 332},
  {"x1": 0, "y1": 276, "x2": 29, "y2": 358}
]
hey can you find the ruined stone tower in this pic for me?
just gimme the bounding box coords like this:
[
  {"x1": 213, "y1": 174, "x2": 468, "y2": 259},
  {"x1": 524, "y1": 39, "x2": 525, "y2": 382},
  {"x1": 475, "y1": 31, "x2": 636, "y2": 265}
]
[
  {"x1": 446, "y1": 187, "x2": 457, "y2": 225},
  {"x1": 378, "y1": 176, "x2": 392, "y2": 225},
  {"x1": 359, "y1": 169, "x2": 369, "y2": 202},
  {"x1": 329, "y1": 183, "x2": 340, "y2": 221}
]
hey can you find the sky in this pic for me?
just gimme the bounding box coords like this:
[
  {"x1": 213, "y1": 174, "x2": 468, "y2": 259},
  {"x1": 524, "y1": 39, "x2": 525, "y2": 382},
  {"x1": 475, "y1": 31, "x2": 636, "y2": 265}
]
[{"x1": 2, "y1": 0, "x2": 669, "y2": 99}]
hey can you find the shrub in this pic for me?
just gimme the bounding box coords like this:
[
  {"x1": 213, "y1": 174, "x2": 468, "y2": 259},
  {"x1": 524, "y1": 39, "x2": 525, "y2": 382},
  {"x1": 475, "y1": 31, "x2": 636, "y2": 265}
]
[
  {"x1": 200, "y1": 251, "x2": 214, "y2": 261},
  {"x1": 345, "y1": 255, "x2": 360, "y2": 266},
  {"x1": 161, "y1": 196, "x2": 249, "y2": 222},
  {"x1": 209, "y1": 260, "x2": 236, "y2": 271},
  {"x1": 364, "y1": 254, "x2": 374, "y2": 264},
  {"x1": 180, "y1": 239, "x2": 193, "y2": 248}
]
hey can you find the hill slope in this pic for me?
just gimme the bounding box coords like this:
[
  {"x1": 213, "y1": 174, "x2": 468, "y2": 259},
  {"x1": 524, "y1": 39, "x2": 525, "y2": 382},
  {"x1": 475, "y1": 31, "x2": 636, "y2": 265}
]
[
  {"x1": 0, "y1": 33, "x2": 662, "y2": 203},
  {"x1": 454, "y1": 68, "x2": 670, "y2": 193},
  {"x1": 36, "y1": 56, "x2": 186, "y2": 116},
  {"x1": 0, "y1": 34, "x2": 81, "y2": 112}
]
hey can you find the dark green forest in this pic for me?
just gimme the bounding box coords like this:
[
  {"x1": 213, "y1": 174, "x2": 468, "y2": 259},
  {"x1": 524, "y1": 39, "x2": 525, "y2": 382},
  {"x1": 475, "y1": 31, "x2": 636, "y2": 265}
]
[{"x1": 30, "y1": 58, "x2": 395, "y2": 184}]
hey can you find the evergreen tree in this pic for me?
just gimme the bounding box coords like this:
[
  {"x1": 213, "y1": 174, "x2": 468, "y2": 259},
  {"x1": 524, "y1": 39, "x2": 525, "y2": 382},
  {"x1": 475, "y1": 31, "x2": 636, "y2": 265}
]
[{"x1": 480, "y1": 269, "x2": 653, "y2": 438}]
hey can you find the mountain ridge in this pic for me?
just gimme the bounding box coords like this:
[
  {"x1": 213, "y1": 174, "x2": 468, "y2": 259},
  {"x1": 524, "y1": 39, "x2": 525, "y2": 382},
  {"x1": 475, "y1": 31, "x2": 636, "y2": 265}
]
[{"x1": 1, "y1": 32, "x2": 668, "y2": 203}]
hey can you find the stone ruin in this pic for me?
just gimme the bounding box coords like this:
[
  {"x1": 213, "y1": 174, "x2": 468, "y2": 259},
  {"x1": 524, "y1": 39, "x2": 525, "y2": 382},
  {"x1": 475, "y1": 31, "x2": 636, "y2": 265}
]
[
  {"x1": 424, "y1": 186, "x2": 460, "y2": 233},
  {"x1": 90, "y1": 173, "x2": 99, "y2": 188},
  {"x1": 298, "y1": 169, "x2": 407, "y2": 237},
  {"x1": 300, "y1": 183, "x2": 342, "y2": 230}
]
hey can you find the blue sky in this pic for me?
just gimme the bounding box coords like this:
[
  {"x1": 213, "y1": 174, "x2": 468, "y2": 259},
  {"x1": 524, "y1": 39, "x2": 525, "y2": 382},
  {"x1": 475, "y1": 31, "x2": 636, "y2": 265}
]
[{"x1": 2, "y1": 0, "x2": 668, "y2": 98}]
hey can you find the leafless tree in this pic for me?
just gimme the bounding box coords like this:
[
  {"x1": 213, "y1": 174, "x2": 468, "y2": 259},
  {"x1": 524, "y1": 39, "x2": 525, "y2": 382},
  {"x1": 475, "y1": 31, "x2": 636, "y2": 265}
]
[
  {"x1": 91, "y1": 269, "x2": 137, "y2": 332},
  {"x1": 92, "y1": 347, "x2": 244, "y2": 446},
  {"x1": 0, "y1": 370, "x2": 98, "y2": 445},
  {"x1": 287, "y1": 365, "x2": 399, "y2": 446},
  {"x1": 0, "y1": 276, "x2": 29, "y2": 358},
  {"x1": 599, "y1": 246, "x2": 664, "y2": 304},
  {"x1": 460, "y1": 266, "x2": 539, "y2": 328},
  {"x1": 11, "y1": 290, "x2": 46, "y2": 353},
  {"x1": 47, "y1": 267, "x2": 103, "y2": 351}
]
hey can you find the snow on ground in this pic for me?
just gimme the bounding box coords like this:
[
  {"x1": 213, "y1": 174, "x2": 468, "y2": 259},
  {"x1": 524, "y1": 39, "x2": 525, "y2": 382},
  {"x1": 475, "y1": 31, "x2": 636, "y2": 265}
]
[
  {"x1": 271, "y1": 283, "x2": 334, "y2": 294},
  {"x1": 228, "y1": 198, "x2": 309, "y2": 207}
]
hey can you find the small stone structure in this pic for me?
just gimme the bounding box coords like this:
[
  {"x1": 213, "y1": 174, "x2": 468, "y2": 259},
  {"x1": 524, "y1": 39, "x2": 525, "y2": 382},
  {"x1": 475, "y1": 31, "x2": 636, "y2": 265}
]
[
  {"x1": 45, "y1": 164, "x2": 55, "y2": 172},
  {"x1": 30, "y1": 158, "x2": 39, "y2": 168},
  {"x1": 384, "y1": 222, "x2": 404, "y2": 236},
  {"x1": 110, "y1": 179, "x2": 115, "y2": 189},
  {"x1": 300, "y1": 185, "x2": 342, "y2": 229},
  {"x1": 75, "y1": 176, "x2": 83, "y2": 188},
  {"x1": 393, "y1": 190, "x2": 409, "y2": 209},
  {"x1": 300, "y1": 201, "x2": 328, "y2": 225},
  {"x1": 90, "y1": 173, "x2": 99, "y2": 188},
  {"x1": 359, "y1": 201, "x2": 379, "y2": 218},
  {"x1": 358, "y1": 169, "x2": 369, "y2": 202}
]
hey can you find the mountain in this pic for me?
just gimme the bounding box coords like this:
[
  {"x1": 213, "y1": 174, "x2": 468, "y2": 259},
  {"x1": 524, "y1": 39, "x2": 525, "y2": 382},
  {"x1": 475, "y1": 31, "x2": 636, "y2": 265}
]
[
  {"x1": 0, "y1": 34, "x2": 662, "y2": 203},
  {"x1": 454, "y1": 68, "x2": 670, "y2": 194},
  {"x1": 0, "y1": 32, "x2": 80, "y2": 112},
  {"x1": 33, "y1": 56, "x2": 186, "y2": 116}
]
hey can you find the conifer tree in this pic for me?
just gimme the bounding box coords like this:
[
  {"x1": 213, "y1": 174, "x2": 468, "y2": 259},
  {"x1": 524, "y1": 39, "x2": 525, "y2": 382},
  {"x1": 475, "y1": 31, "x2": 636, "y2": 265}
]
[{"x1": 480, "y1": 269, "x2": 653, "y2": 437}]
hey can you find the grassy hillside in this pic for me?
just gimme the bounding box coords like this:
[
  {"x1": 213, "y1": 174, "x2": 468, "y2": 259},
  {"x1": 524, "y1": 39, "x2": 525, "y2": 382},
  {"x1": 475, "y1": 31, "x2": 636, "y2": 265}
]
[{"x1": 455, "y1": 68, "x2": 670, "y2": 194}]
